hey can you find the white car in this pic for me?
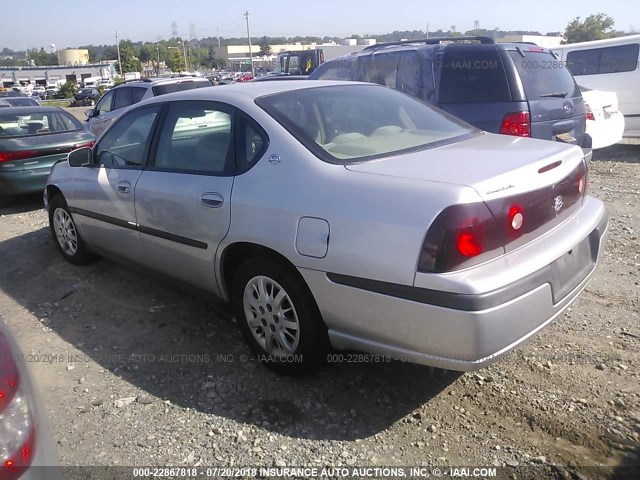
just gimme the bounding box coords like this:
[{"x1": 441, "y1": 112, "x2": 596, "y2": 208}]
[{"x1": 581, "y1": 86, "x2": 625, "y2": 149}]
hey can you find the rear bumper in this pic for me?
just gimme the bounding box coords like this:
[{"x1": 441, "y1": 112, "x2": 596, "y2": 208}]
[
  {"x1": 0, "y1": 168, "x2": 51, "y2": 196},
  {"x1": 301, "y1": 198, "x2": 608, "y2": 371}
]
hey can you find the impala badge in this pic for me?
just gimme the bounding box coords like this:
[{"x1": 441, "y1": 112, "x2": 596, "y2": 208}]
[
  {"x1": 553, "y1": 195, "x2": 564, "y2": 213},
  {"x1": 268, "y1": 154, "x2": 282, "y2": 164}
]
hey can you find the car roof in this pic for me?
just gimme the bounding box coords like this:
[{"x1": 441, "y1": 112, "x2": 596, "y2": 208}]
[
  {"x1": 113, "y1": 76, "x2": 211, "y2": 88},
  {"x1": 141, "y1": 80, "x2": 365, "y2": 104},
  {"x1": 0, "y1": 105, "x2": 64, "y2": 114},
  {"x1": 351, "y1": 37, "x2": 554, "y2": 56}
]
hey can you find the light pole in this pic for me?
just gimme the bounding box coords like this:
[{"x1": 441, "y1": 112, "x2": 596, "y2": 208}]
[
  {"x1": 180, "y1": 40, "x2": 188, "y2": 73},
  {"x1": 156, "y1": 43, "x2": 160, "y2": 75},
  {"x1": 114, "y1": 31, "x2": 122, "y2": 76},
  {"x1": 244, "y1": 11, "x2": 255, "y2": 78}
]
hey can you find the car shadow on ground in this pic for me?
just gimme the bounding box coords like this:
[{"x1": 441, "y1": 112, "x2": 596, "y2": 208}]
[
  {"x1": 0, "y1": 228, "x2": 461, "y2": 441},
  {"x1": 592, "y1": 143, "x2": 640, "y2": 164},
  {"x1": 0, "y1": 193, "x2": 45, "y2": 215}
]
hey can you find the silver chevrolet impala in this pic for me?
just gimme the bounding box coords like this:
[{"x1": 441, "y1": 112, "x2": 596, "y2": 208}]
[{"x1": 44, "y1": 81, "x2": 608, "y2": 374}]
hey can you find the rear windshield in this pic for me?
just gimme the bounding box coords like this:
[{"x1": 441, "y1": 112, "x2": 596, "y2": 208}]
[
  {"x1": 256, "y1": 84, "x2": 475, "y2": 164},
  {"x1": 438, "y1": 48, "x2": 511, "y2": 103},
  {"x1": 0, "y1": 111, "x2": 83, "y2": 137},
  {"x1": 5, "y1": 98, "x2": 38, "y2": 107},
  {"x1": 509, "y1": 50, "x2": 580, "y2": 99},
  {"x1": 152, "y1": 80, "x2": 211, "y2": 96}
]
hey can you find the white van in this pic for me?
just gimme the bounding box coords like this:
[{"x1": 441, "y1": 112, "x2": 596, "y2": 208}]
[{"x1": 552, "y1": 34, "x2": 640, "y2": 137}]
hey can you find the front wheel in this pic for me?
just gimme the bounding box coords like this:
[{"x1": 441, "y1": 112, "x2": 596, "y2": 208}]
[
  {"x1": 232, "y1": 258, "x2": 328, "y2": 375},
  {"x1": 48, "y1": 195, "x2": 96, "y2": 265}
]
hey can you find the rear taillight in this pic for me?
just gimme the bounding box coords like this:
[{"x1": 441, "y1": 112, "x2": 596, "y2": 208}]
[
  {"x1": 499, "y1": 111, "x2": 531, "y2": 137},
  {"x1": 585, "y1": 103, "x2": 595, "y2": 121},
  {"x1": 418, "y1": 202, "x2": 505, "y2": 273},
  {"x1": 0, "y1": 333, "x2": 35, "y2": 480},
  {"x1": 74, "y1": 141, "x2": 95, "y2": 149},
  {"x1": 0, "y1": 151, "x2": 38, "y2": 163},
  {"x1": 419, "y1": 160, "x2": 588, "y2": 273}
]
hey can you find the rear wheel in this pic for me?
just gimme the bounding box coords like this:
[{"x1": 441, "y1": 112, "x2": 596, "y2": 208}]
[
  {"x1": 232, "y1": 257, "x2": 328, "y2": 375},
  {"x1": 48, "y1": 195, "x2": 96, "y2": 265}
]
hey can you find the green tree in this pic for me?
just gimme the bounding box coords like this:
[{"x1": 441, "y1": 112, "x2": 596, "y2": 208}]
[
  {"x1": 564, "y1": 13, "x2": 615, "y2": 44},
  {"x1": 168, "y1": 49, "x2": 185, "y2": 73},
  {"x1": 259, "y1": 37, "x2": 272, "y2": 56},
  {"x1": 58, "y1": 81, "x2": 78, "y2": 98},
  {"x1": 117, "y1": 39, "x2": 141, "y2": 73}
]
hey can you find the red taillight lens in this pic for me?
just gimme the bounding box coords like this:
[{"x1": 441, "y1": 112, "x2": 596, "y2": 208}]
[
  {"x1": 418, "y1": 203, "x2": 504, "y2": 273},
  {"x1": 499, "y1": 111, "x2": 531, "y2": 137},
  {"x1": 0, "y1": 150, "x2": 38, "y2": 163},
  {"x1": 456, "y1": 231, "x2": 483, "y2": 257},
  {"x1": 0, "y1": 333, "x2": 36, "y2": 479},
  {"x1": 74, "y1": 141, "x2": 95, "y2": 149},
  {"x1": 585, "y1": 103, "x2": 595, "y2": 121}
]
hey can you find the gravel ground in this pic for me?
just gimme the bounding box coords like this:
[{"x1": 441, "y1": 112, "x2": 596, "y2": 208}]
[{"x1": 0, "y1": 141, "x2": 638, "y2": 480}]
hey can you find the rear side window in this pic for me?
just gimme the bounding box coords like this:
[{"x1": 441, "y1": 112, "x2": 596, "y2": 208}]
[
  {"x1": 132, "y1": 87, "x2": 146, "y2": 104},
  {"x1": 309, "y1": 58, "x2": 354, "y2": 81},
  {"x1": 566, "y1": 44, "x2": 639, "y2": 76},
  {"x1": 509, "y1": 51, "x2": 580, "y2": 99},
  {"x1": 114, "y1": 87, "x2": 133, "y2": 110},
  {"x1": 438, "y1": 49, "x2": 510, "y2": 103},
  {"x1": 151, "y1": 80, "x2": 211, "y2": 96}
]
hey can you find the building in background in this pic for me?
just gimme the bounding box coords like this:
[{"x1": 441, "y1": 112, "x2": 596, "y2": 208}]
[
  {"x1": 0, "y1": 62, "x2": 117, "y2": 88},
  {"x1": 496, "y1": 34, "x2": 564, "y2": 48},
  {"x1": 214, "y1": 39, "x2": 375, "y2": 71}
]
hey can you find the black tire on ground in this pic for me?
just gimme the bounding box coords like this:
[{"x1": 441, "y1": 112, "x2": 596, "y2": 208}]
[
  {"x1": 48, "y1": 194, "x2": 97, "y2": 265},
  {"x1": 232, "y1": 257, "x2": 329, "y2": 375}
]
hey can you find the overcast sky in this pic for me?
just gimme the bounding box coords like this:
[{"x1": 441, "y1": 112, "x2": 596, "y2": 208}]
[{"x1": 1, "y1": 0, "x2": 638, "y2": 50}]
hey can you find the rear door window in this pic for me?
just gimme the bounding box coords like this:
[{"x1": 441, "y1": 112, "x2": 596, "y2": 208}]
[
  {"x1": 438, "y1": 48, "x2": 510, "y2": 103},
  {"x1": 509, "y1": 50, "x2": 580, "y2": 98}
]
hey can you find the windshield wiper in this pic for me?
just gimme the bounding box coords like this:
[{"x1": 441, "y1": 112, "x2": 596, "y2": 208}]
[{"x1": 540, "y1": 92, "x2": 568, "y2": 98}]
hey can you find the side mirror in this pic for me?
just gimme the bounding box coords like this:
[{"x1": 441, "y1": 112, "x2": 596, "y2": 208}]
[
  {"x1": 68, "y1": 147, "x2": 93, "y2": 167},
  {"x1": 85, "y1": 109, "x2": 96, "y2": 118}
]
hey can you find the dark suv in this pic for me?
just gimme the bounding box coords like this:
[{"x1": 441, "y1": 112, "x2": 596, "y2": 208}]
[
  {"x1": 310, "y1": 37, "x2": 590, "y2": 150},
  {"x1": 71, "y1": 88, "x2": 101, "y2": 107}
]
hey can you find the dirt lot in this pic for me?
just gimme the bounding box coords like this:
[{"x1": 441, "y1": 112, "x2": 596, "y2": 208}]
[{"x1": 0, "y1": 142, "x2": 638, "y2": 479}]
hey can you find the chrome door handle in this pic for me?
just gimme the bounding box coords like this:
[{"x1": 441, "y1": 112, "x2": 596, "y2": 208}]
[
  {"x1": 200, "y1": 193, "x2": 224, "y2": 208},
  {"x1": 117, "y1": 181, "x2": 131, "y2": 193}
]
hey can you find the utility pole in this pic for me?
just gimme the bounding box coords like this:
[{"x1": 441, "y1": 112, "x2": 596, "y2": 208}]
[
  {"x1": 156, "y1": 43, "x2": 160, "y2": 75},
  {"x1": 244, "y1": 11, "x2": 255, "y2": 78},
  {"x1": 426, "y1": 22, "x2": 429, "y2": 39},
  {"x1": 114, "y1": 31, "x2": 122, "y2": 76}
]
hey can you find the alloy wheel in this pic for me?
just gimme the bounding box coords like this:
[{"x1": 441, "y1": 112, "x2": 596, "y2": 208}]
[{"x1": 53, "y1": 207, "x2": 78, "y2": 256}]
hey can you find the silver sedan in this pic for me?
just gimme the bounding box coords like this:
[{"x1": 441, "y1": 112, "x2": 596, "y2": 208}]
[{"x1": 44, "y1": 81, "x2": 608, "y2": 374}]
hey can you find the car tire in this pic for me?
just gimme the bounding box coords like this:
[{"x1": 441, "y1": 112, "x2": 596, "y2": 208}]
[
  {"x1": 232, "y1": 257, "x2": 328, "y2": 375},
  {"x1": 48, "y1": 195, "x2": 96, "y2": 265}
]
